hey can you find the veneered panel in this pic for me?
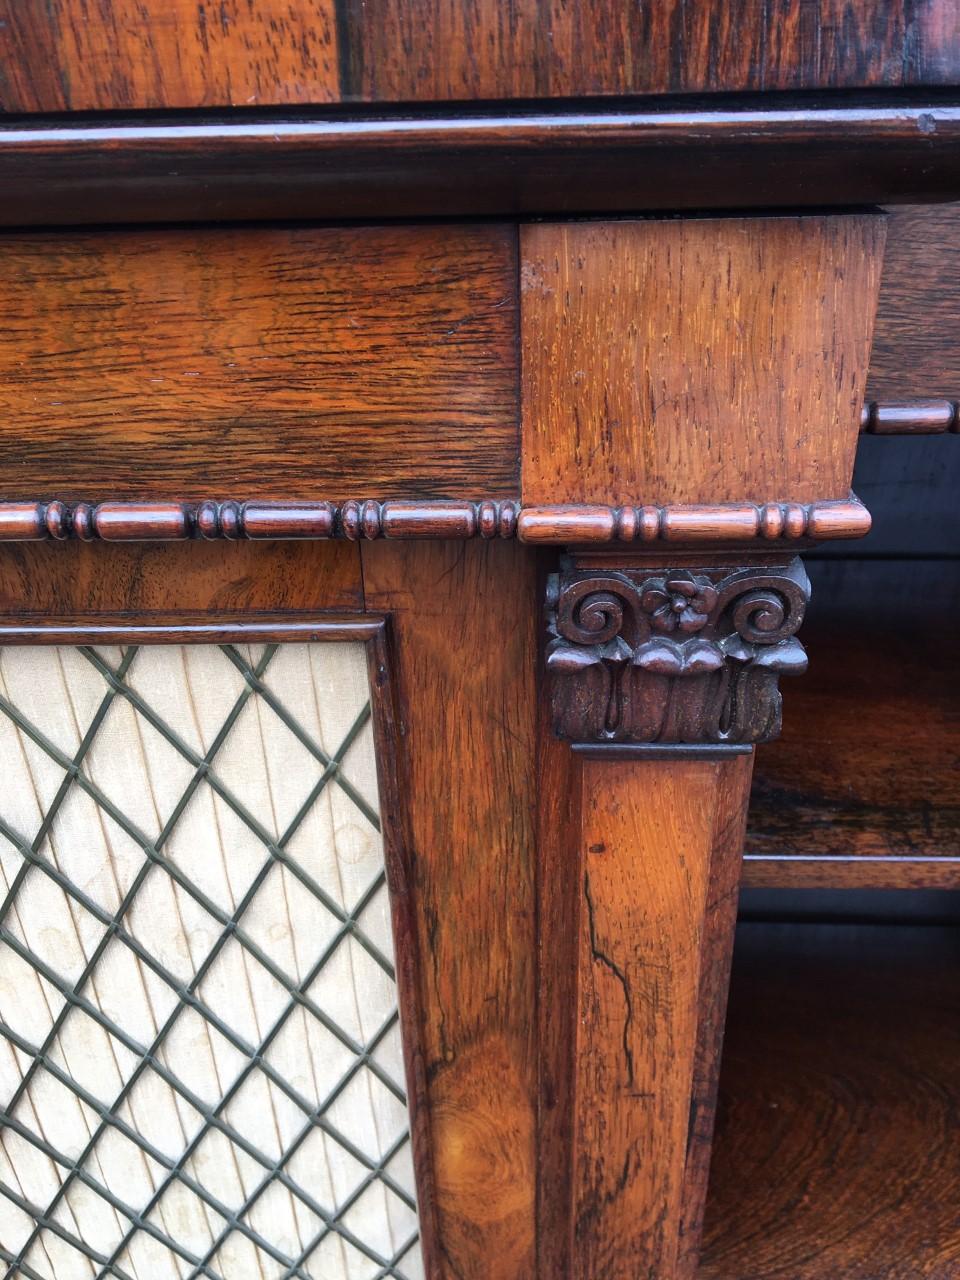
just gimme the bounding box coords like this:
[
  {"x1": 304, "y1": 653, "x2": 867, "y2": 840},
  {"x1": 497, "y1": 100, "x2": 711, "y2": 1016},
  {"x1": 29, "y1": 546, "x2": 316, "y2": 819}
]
[
  {"x1": 868, "y1": 204, "x2": 960, "y2": 399},
  {"x1": 0, "y1": 226, "x2": 519, "y2": 502},
  {"x1": 0, "y1": 541, "x2": 364, "y2": 615},
  {"x1": 4, "y1": 1, "x2": 958, "y2": 112},
  {"x1": 702, "y1": 924, "x2": 960, "y2": 1277},
  {"x1": 521, "y1": 217, "x2": 884, "y2": 506},
  {"x1": 0, "y1": 0, "x2": 340, "y2": 110},
  {"x1": 346, "y1": 0, "x2": 960, "y2": 101}
]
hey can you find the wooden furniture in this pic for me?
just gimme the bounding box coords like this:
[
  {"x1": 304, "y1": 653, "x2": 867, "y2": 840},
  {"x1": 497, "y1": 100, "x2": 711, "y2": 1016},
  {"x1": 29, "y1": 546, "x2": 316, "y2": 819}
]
[{"x1": 0, "y1": 5, "x2": 957, "y2": 1279}]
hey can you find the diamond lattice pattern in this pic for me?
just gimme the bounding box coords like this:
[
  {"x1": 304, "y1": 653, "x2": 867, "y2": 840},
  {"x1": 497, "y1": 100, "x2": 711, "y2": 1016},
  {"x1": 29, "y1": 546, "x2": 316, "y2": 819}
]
[{"x1": 0, "y1": 642, "x2": 422, "y2": 1280}]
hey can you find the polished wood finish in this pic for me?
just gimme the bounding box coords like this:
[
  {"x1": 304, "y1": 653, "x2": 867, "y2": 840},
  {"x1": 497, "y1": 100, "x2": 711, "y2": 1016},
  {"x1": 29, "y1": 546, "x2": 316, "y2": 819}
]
[
  {"x1": 0, "y1": 3, "x2": 952, "y2": 1274},
  {"x1": 861, "y1": 398, "x2": 960, "y2": 433},
  {"x1": 363, "y1": 540, "x2": 538, "y2": 1277},
  {"x1": 518, "y1": 499, "x2": 870, "y2": 544},
  {"x1": 701, "y1": 922, "x2": 960, "y2": 1279},
  {"x1": 746, "y1": 620, "x2": 960, "y2": 886},
  {"x1": 364, "y1": 620, "x2": 441, "y2": 1278},
  {"x1": 0, "y1": 226, "x2": 518, "y2": 502},
  {"x1": 574, "y1": 744, "x2": 752, "y2": 760},
  {"x1": 556, "y1": 753, "x2": 752, "y2": 1279},
  {"x1": 345, "y1": 0, "x2": 960, "y2": 101},
  {"x1": 0, "y1": 498, "x2": 872, "y2": 544},
  {"x1": 4, "y1": 0, "x2": 958, "y2": 111},
  {"x1": 4, "y1": 104, "x2": 960, "y2": 228},
  {"x1": 530, "y1": 209, "x2": 883, "y2": 1279},
  {"x1": 521, "y1": 217, "x2": 883, "y2": 507},
  {"x1": 0, "y1": 540, "x2": 364, "y2": 614},
  {"x1": 0, "y1": 0, "x2": 340, "y2": 110},
  {"x1": 0, "y1": 614, "x2": 384, "y2": 645},
  {"x1": 742, "y1": 855, "x2": 960, "y2": 890},
  {"x1": 868, "y1": 204, "x2": 960, "y2": 400}
]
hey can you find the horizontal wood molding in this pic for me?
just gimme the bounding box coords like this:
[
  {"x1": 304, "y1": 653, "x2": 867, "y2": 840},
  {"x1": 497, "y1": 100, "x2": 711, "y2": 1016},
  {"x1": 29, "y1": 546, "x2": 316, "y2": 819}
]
[
  {"x1": 0, "y1": 497, "x2": 871, "y2": 545},
  {"x1": 860, "y1": 398, "x2": 960, "y2": 433},
  {"x1": 574, "y1": 743, "x2": 754, "y2": 760},
  {"x1": 0, "y1": 614, "x2": 385, "y2": 646},
  {"x1": 2, "y1": 102, "x2": 960, "y2": 225},
  {"x1": 740, "y1": 855, "x2": 960, "y2": 891}
]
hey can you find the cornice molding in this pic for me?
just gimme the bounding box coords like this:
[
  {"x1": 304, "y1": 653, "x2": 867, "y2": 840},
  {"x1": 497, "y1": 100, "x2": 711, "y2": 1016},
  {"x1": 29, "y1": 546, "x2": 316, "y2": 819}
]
[
  {"x1": 3, "y1": 99, "x2": 960, "y2": 225},
  {"x1": 0, "y1": 496, "x2": 870, "y2": 545}
]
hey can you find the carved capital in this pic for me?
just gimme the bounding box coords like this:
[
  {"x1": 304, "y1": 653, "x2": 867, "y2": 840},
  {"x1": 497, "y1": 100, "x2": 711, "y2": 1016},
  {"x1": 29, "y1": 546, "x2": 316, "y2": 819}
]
[{"x1": 546, "y1": 558, "x2": 811, "y2": 744}]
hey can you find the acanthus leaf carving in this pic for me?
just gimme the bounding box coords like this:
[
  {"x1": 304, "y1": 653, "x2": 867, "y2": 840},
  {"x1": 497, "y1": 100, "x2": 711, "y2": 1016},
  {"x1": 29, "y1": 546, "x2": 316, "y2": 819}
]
[{"x1": 546, "y1": 558, "x2": 810, "y2": 745}]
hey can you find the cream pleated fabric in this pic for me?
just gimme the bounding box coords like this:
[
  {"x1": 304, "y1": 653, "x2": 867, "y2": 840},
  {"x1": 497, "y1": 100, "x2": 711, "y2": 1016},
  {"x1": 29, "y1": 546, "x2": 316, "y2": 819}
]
[{"x1": 0, "y1": 642, "x2": 422, "y2": 1280}]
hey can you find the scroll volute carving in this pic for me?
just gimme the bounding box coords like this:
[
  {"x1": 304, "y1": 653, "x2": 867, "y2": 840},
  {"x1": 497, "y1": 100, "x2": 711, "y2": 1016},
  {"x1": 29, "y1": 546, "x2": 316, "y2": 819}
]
[{"x1": 546, "y1": 558, "x2": 811, "y2": 744}]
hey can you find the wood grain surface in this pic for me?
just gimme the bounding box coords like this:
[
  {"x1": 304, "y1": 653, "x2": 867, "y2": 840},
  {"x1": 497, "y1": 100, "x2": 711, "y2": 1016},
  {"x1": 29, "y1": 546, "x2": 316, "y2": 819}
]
[
  {"x1": 521, "y1": 217, "x2": 884, "y2": 507},
  {"x1": 534, "y1": 622, "x2": 581, "y2": 1280},
  {"x1": 0, "y1": 0, "x2": 340, "y2": 110},
  {"x1": 568, "y1": 753, "x2": 752, "y2": 1279},
  {"x1": 0, "y1": 498, "x2": 873, "y2": 546},
  {"x1": 0, "y1": 541, "x2": 363, "y2": 615},
  {"x1": 701, "y1": 922, "x2": 960, "y2": 1279},
  {"x1": 746, "y1": 619, "x2": 960, "y2": 882},
  {"x1": 3, "y1": 0, "x2": 958, "y2": 110},
  {"x1": 0, "y1": 226, "x2": 518, "y2": 503},
  {"x1": 361, "y1": 540, "x2": 539, "y2": 1278},
  {"x1": 868, "y1": 204, "x2": 960, "y2": 400},
  {"x1": 3, "y1": 107, "x2": 960, "y2": 228},
  {"x1": 347, "y1": 0, "x2": 960, "y2": 101}
]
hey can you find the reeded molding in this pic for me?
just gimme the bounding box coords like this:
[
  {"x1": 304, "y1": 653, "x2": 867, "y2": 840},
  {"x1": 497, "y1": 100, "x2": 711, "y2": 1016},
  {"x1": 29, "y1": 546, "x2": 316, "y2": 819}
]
[{"x1": 0, "y1": 496, "x2": 870, "y2": 545}]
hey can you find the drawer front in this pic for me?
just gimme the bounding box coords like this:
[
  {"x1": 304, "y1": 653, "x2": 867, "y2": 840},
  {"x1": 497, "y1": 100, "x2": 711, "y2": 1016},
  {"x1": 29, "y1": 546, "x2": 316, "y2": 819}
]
[{"x1": 0, "y1": 225, "x2": 518, "y2": 503}]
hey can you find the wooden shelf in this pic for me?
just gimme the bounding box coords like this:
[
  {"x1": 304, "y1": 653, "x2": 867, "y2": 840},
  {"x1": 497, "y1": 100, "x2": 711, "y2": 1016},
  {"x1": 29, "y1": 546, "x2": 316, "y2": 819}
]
[
  {"x1": 746, "y1": 609, "x2": 960, "y2": 889},
  {"x1": 700, "y1": 921, "x2": 960, "y2": 1279}
]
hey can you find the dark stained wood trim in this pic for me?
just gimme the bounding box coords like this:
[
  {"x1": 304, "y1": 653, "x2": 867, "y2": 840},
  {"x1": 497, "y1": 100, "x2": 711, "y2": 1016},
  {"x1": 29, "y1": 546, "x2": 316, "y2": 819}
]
[
  {"x1": 740, "y1": 856, "x2": 960, "y2": 891},
  {"x1": 547, "y1": 558, "x2": 810, "y2": 746},
  {"x1": 860, "y1": 398, "x2": 960, "y2": 433},
  {"x1": 2, "y1": 98, "x2": 960, "y2": 225},
  {"x1": 0, "y1": 614, "x2": 385, "y2": 645},
  {"x1": 0, "y1": 496, "x2": 872, "y2": 545},
  {"x1": 573, "y1": 743, "x2": 754, "y2": 759}
]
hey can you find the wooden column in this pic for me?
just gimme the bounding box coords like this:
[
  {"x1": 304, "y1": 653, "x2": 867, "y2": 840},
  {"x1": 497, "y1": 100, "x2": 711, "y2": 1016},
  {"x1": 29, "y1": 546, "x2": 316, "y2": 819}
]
[
  {"x1": 523, "y1": 216, "x2": 886, "y2": 1278},
  {"x1": 575, "y1": 750, "x2": 751, "y2": 1279}
]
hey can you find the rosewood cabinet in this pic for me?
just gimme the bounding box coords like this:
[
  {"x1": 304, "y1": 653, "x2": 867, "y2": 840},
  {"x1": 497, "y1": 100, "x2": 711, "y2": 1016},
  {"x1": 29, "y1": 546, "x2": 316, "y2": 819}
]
[{"x1": 0, "y1": 5, "x2": 958, "y2": 1279}]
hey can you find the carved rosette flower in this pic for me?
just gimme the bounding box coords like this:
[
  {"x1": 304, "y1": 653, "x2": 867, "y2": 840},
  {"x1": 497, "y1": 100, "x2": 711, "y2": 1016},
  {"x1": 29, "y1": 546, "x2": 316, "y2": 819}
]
[
  {"x1": 641, "y1": 573, "x2": 719, "y2": 634},
  {"x1": 546, "y1": 558, "x2": 811, "y2": 745}
]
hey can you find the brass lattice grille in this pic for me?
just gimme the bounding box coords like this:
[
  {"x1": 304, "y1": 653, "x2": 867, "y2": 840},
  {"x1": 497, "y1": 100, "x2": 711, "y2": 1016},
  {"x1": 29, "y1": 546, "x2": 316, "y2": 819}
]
[{"x1": 0, "y1": 642, "x2": 422, "y2": 1280}]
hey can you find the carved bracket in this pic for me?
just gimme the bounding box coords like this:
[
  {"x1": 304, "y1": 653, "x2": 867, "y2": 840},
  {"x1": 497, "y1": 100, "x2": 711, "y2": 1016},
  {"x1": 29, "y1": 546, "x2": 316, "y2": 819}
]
[{"x1": 546, "y1": 558, "x2": 811, "y2": 745}]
